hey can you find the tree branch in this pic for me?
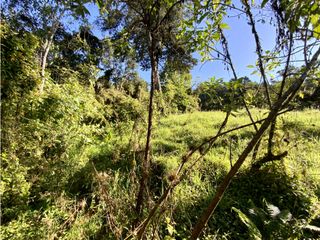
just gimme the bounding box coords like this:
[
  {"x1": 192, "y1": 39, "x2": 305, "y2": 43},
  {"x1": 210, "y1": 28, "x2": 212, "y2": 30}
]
[
  {"x1": 190, "y1": 46, "x2": 320, "y2": 240},
  {"x1": 153, "y1": 0, "x2": 184, "y2": 32},
  {"x1": 242, "y1": 0, "x2": 272, "y2": 108}
]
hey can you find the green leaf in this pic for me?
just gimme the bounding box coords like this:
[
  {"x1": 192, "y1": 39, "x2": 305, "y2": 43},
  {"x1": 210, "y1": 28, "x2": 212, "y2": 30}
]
[
  {"x1": 198, "y1": 12, "x2": 209, "y2": 23},
  {"x1": 212, "y1": 32, "x2": 220, "y2": 41},
  {"x1": 310, "y1": 14, "x2": 320, "y2": 26},
  {"x1": 261, "y1": 0, "x2": 268, "y2": 8},
  {"x1": 247, "y1": 65, "x2": 255, "y2": 68},
  {"x1": 313, "y1": 25, "x2": 320, "y2": 39},
  {"x1": 232, "y1": 207, "x2": 262, "y2": 240},
  {"x1": 220, "y1": 23, "x2": 230, "y2": 29},
  {"x1": 298, "y1": 92, "x2": 304, "y2": 98}
]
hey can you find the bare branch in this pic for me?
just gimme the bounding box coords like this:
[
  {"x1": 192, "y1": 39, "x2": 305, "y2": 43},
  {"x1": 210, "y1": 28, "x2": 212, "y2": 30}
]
[
  {"x1": 242, "y1": 0, "x2": 272, "y2": 108},
  {"x1": 219, "y1": 27, "x2": 258, "y2": 132},
  {"x1": 190, "y1": 46, "x2": 320, "y2": 240}
]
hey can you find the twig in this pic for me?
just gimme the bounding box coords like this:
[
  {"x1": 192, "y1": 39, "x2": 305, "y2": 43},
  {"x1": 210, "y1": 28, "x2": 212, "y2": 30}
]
[
  {"x1": 242, "y1": 0, "x2": 272, "y2": 108},
  {"x1": 127, "y1": 108, "x2": 292, "y2": 239},
  {"x1": 190, "y1": 46, "x2": 320, "y2": 240}
]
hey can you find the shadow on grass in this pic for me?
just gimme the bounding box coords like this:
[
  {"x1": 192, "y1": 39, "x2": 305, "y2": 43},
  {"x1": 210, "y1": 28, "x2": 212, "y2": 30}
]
[
  {"x1": 66, "y1": 143, "x2": 136, "y2": 197},
  {"x1": 283, "y1": 121, "x2": 320, "y2": 139},
  {"x1": 172, "y1": 165, "x2": 316, "y2": 239}
]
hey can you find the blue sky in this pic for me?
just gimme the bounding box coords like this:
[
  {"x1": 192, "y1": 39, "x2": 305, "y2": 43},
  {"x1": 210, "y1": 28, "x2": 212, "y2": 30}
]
[
  {"x1": 81, "y1": 2, "x2": 278, "y2": 86},
  {"x1": 190, "y1": 14, "x2": 277, "y2": 84},
  {"x1": 138, "y1": 9, "x2": 277, "y2": 86}
]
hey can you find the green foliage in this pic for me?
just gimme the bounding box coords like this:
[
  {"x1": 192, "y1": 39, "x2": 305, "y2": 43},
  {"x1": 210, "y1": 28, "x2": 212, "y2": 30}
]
[
  {"x1": 2, "y1": 91, "x2": 320, "y2": 239},
  {"x1": 97, "y1": 87, "x2": 147, "y2": 123},
  {"x1": 233, "y1": 198, "x2": 320, "y2": 240},
  {"x1": 267, "y1": 0, "x2": 320, "y2": 39},
  {"x1": 162, "y1": 71, "x2": 199, "y2": 114},
  {"x1": 0, "y1": 22, "x2": 40, "y2": 100},
  {"x1": 195, "y1": 77, "x2": 265, "y2": 111}
]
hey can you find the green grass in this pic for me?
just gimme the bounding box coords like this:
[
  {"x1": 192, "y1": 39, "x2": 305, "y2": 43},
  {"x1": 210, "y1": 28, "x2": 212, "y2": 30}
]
[
  {"x1": 153, "y1": 108, "x2": 320, "y2": 179},
  {"x1": 150, "y1": 109, "x2": 320, "y2": 239},
  {"x1": 4, "y1": 108, "x2": 319, "y2": 239}
]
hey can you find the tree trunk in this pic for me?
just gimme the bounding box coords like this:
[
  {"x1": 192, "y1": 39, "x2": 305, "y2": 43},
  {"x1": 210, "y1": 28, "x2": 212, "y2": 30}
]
[
  {"x1": 135, "y1": 33, "x2": 159, "y2": 218},
  {"x1": 190, "y1": 47, "x2": 320, "y2": 240},
  {"x1": 39, "y1": 21, "x2": 59, "y2": 93},
  {"x1": 39, "y1": 34, "x2": 54, "y2": 93}
]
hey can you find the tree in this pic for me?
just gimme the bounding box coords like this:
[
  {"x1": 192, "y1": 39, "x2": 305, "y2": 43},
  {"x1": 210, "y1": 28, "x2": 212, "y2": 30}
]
[
  {"x1": 2, "y1": 0, "x2": 91, "y2": 92},
  {"x1": 162, "y1": 71, "x2": 198, "y2": 113},
  {"x1": 50, "y1": 25, "x2": 104, "y2": 84},
  {"x1": 189, "y1": 0, "x2": 320, "y2": 238},
  {"x1": 98, "y1": 0, "x2": 196, "y2": 220}
]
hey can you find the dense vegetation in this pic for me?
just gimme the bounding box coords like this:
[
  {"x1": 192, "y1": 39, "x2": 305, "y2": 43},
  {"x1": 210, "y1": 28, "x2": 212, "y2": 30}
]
[{"x1": 1, "y1": 0, "x2": 320, "y2": 239}]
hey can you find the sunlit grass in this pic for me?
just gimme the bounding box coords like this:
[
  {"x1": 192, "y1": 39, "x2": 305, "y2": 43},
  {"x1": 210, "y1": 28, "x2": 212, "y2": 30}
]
[
  {"x1": 151, "y1": 108, "x2": 320, "y2": 238},
  {"x1": 153, "y1": 108, "x2": 320, "y2": 192}
]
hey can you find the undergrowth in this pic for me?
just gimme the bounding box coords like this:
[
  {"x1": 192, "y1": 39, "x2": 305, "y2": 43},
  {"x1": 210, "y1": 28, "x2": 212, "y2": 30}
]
[{"x1": 2, "y1": 109, "x2": 320, "y2": 239}]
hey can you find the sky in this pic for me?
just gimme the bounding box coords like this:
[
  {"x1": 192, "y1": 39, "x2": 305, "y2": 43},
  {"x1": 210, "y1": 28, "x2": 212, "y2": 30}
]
[
  {"x1": 80, "y1": 2, "x2": 279, "y2": 87},
  {"x1": 137, "y1": 7, "x2": 278, "y2": 86},
  {"x1": 190, "y1": 14, "x2": 277, "y2": 84}
]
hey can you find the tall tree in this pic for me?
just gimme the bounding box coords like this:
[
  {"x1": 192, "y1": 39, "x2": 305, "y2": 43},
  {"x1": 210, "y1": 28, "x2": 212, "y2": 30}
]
[
  {"x1": 2, "y1": 0, "x2": 91, "y2": 92},
  {"x1": 99, "y1": 0, "x2": 195, "y2": 220}
]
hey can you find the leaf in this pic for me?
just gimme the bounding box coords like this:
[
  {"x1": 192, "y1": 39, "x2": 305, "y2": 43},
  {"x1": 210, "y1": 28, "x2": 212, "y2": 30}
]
[
  {"x1": 310, "y1": 14, "x2": 319, "y2": 26},
  {"x1": 198, "y1": 12, "x2": 209, "y2": 23},
  {"x1": 298, "y1": 92, "x2": 304, "y2": 98},
  {"x1": 313, "y1": 25, "x2": 320, "y2": 39},
  {"x1": 261, "y1": 0, "x2": 268, "y2": 8},
  {"x1": 266, "y1": 202, "x2": 280, "y2": 218},
  {"x1": 251, "y1": 70, "x2": 259, "y2": 75},
  {"x1": 247, "y1": 65, "x2": 255, "y2": 68},
  {"x1": 220, "y1": 23, "x2": 230, "y2": 29},
  {"x1": 212, "y1": 32, "x2": 220, "y2": 41},
  {"x1": 167, "y1": 224, "x2": 175, "y2": 236},
  {"x1": 212, "y1": 0, "x2": 220, "y2": 10},
  {"x1": 232, "y1": 207, "x2": 262, "y2": 240}
]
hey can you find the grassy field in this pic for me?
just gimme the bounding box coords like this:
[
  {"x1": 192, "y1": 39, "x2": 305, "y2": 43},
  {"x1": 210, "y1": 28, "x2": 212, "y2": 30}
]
[
  {"x1": 149, "y1": 109, "x2": 320, "y2": 239},
  {"x1": 153, "y1": 109, "x2": 320, "y2": 180},
  {"x1": 3, "y1": 108, "x2": 319, "y2": 239}
]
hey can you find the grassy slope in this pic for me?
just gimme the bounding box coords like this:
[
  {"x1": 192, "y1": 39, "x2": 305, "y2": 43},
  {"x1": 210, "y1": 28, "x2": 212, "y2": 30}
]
[
  {"x1": 151, "y1": 109, "x2": 320, "y2": 238},
  {"x1": 154, "y1": 109, "x2": 320, "y2": 180}
]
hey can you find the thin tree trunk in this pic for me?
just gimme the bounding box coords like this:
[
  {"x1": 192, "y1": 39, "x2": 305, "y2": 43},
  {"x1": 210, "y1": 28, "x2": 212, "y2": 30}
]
[
  {"x1": 190, "y1": 47, "x2": 320, "y2": 240},
  {"x1": 135, "y1": 34, "x2": 159, "y2": 218},
  {"x1": 39, "y1": 20, "x2": 60, "y2": 93},
  {"x1": 242, "y1": 0, "x2": 272, "y2": 108},
  {"x1": 39, "y1": 38, "x2": 52, "y2": 93},
  {"x1": 267, "y1": 33, "x2": 294, "y2": 157}
]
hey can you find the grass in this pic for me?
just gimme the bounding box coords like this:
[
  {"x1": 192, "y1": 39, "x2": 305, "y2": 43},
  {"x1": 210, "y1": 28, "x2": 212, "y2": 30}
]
[
  {"x1": 150, "y1": 108, "x2": 320, "y2": 238},
  {"x1": 4, "y1": 108, "x2": 319, "y2": 239},
  {"x1": 153, "y1": 108, "x2": 320, "y2": 179}
]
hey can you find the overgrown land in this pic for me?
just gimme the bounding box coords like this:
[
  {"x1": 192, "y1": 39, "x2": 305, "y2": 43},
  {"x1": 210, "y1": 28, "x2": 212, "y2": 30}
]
[{"x1": 1, "y1": 0, "x2": 320, "y2": 239}]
